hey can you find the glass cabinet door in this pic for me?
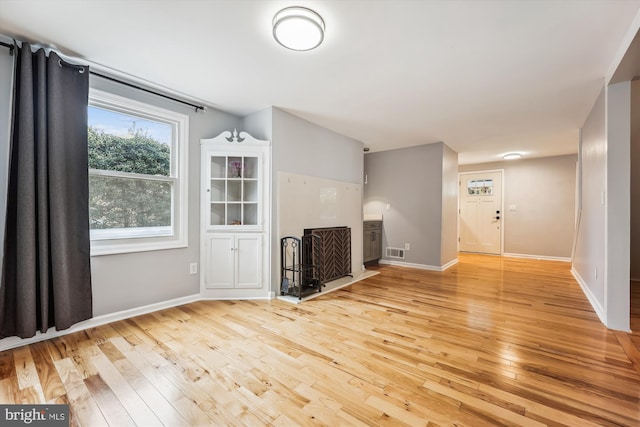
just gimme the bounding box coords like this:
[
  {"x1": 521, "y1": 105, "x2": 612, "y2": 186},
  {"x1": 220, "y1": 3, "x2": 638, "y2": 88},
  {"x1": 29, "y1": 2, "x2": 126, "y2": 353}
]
[{"x1": 208, "y1": 154, "x2": 260, "y2": 228}]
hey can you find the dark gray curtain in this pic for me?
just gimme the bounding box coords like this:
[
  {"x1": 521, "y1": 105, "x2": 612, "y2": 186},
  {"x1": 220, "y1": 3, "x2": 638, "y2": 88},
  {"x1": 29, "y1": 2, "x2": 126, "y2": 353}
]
[{"x1": 0, "y1": 43, "x2": 92, "y2": 338}]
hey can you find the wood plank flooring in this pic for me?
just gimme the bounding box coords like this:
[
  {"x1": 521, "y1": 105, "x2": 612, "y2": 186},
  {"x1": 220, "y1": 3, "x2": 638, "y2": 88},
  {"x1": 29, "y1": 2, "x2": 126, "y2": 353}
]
[
  {"x1": 1, "y1": 253, "x2": 639, "y2": 426},
  {"x1": 626, "y1": 280, "x2": 640, "y2": 375}
]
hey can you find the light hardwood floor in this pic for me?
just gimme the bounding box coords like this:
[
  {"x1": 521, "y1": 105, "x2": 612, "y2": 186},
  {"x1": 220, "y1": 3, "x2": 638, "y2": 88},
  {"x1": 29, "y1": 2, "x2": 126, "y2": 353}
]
[{"x1": 1, "y1": 253, "x2": 639, "y2": 426}]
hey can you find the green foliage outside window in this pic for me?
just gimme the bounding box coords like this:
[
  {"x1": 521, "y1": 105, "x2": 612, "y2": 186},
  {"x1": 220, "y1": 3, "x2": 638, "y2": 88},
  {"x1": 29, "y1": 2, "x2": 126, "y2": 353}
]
[{"x1": 88, "y1": 127, "x2": 172, "y2": 230}]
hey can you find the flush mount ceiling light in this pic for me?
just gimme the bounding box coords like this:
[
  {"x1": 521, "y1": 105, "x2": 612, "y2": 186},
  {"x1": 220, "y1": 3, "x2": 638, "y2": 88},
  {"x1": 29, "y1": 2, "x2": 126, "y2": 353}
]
[
  {"x1": 273, "y1": 6, "x2": 325, "y2": 51},
  {"x1": 503, "y1": 153, "x2": 523, "y2": 160}
]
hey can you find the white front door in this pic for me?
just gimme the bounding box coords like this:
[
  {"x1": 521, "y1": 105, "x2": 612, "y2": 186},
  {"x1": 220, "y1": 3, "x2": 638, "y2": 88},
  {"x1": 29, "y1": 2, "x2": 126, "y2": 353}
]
[{"x1": 459, "y1": 171, "x2": 503, "y2": 254}]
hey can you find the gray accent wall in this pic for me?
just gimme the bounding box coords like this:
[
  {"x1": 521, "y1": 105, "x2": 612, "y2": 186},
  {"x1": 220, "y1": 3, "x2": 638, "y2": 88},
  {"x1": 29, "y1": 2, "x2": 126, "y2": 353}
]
[
  {"x1": 271, "y1": 108, "x2": 364, "y2": 184},
  {"x1": 243, "y1": 107, "x2": 365, "y2": 295},
  {"x1": 459, "y1": 154, "x2": 577, "y2": 259},
  {"x1": 242, "y1": 107, "x2": 272, "y2": 141},
  {"x1": 363, "y1": 142, "x2": 458, "y2": 268},
  {"x1": 89, "y1": 78, "x2": 242, "y2": 315},
  {"x1": 271, "y1": 108, "x2": 364, "y2": 294},
  {"x1": 71, "y1": 77, "x2": 241, "y2": 316}
]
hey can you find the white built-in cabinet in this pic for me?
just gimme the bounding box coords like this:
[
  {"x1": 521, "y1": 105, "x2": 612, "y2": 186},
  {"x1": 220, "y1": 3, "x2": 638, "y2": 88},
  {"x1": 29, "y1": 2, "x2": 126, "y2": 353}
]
[{"x1": 200, "y1": 130, "x2": 271, "y2": 299}]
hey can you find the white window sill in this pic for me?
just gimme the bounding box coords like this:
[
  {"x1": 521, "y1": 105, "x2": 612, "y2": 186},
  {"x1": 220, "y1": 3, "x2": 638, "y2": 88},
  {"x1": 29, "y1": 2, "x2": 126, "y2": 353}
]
[{"x1": 90, "y1": 233, "x2": 188, "y2": 256}]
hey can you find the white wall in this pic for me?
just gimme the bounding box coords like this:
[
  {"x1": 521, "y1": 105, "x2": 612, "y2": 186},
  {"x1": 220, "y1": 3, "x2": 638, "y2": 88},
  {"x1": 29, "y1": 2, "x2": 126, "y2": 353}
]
[
  {"x1": 605, "y1": 81, "x2": 630, "y2": 331},
  {"x1": 441, "y1": 144, "x2": 459, "y2": 265},
  {"x1": 574, "y1": 82, "x2": 631, "y2": 332},
  {"x1": 277, "y1": 172, "x2": 363, "y2": 279},
  {"x1": 631, "y1": 80, "x2": 640, "y2": 281},
  {"x1": 573, "y1": 87, "x2": 607, "y2": 316}
]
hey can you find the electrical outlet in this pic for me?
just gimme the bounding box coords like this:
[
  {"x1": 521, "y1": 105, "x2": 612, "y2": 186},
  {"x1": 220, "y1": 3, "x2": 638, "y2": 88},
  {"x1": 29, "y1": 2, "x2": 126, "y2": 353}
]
[
  {"x1": 189, "y1": 263, "x2": 198, "y2": 275},
  {"x1": 404, "y1": 243, "x2": 410, "y2": 251}
]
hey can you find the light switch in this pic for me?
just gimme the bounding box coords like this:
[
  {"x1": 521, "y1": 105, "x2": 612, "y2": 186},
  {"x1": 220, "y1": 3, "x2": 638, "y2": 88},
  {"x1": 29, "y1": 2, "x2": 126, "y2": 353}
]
[
  {"x1": 509, "y1": 204, "x2": 517, "y2": 211},
  {"x1": 385, "y1": 203, "x2": 391, "y2": 211}
]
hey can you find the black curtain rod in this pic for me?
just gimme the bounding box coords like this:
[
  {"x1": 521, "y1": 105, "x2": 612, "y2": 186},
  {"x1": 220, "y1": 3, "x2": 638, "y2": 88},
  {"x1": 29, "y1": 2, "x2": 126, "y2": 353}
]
[
  {"x1": 2, "y1": 40, "x2": 204, "y2": 112},
  {"x1": 89, "y1": 71, "x2": 205, "y2": 112},
  {"x1": 0, "y1": 41, "x2": 14, "y2": 55}
]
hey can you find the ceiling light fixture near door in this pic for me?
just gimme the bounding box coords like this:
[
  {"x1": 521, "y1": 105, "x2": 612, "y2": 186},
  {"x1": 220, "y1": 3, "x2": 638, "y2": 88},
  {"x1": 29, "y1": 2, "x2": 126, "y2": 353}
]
[
  {"x1": 503, "y1": 153, "x2": 523, "y2": 160},
  {"x1": 273, "y1": 6, "x2": 325, "y2": 51}
]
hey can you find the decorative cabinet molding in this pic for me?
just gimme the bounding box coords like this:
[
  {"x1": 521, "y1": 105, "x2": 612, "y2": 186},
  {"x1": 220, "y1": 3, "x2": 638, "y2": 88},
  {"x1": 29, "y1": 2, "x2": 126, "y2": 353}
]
[{"x1": 200, "y1": 130, "x2": 271, "y2": 298}]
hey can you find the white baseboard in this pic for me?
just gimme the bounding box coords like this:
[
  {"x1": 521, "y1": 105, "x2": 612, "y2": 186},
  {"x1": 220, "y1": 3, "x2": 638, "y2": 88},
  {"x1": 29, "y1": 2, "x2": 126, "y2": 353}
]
[
  {"x1": 0, "y1": 293, "x2": 201, "y2": 352},
  {"x1": 199, "y1": 296, "x2": 272, "y2": 301},
  {"x1": 379, "y1": 258, "x2": 458, "y2": 272},
  {"x1": 441, "y1": 258, "x2": 459, "y2": 271},
  {"x1": 570, "y1": 267, "x2": 606, "y2": 326},
  {"x1": 503, "y1": 252, "x2": 571, "y2": 262}
]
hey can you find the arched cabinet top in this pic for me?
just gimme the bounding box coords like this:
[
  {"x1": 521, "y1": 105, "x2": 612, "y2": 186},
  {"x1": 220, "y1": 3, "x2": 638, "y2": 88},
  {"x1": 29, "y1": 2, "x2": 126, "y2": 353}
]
[{"x1": 201, "y1": 129, "x2": 270, "y2": 147}]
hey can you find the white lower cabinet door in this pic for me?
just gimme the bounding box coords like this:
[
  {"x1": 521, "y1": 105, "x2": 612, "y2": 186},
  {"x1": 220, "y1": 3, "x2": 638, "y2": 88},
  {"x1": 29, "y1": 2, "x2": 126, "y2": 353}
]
[
  {"x1": 235, "y1": 234, "x2": 261, "y2": 288},
  {"x1": 205, "y1": 233, "x2": 261, "y2": 289},
  {"x1": 205, "y1": 234, "x2": 235, "y2": 289}
]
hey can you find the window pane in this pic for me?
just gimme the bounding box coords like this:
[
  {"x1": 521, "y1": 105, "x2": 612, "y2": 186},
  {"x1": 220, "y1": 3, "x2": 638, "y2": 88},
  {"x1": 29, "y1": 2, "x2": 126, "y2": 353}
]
[
  {"x1": 244, "y1": 157, "x2": 258, "y2": 179},
  {"x1": 243, "y1": 203, "x2": 258, "y2": 225},
  {"x1": 88, "y1": 106, "x2": 172, "y2": 176},
  {"x1": 210, "y1": 156, "x2": 226, "y2": 179},
  {"x1": 468, "y1": 179, "x2": 493, "y2": 195},
  {"x1": 228, "y1": 156, "x2": 242, "y2": 178},
  {"x1": 210, "y1": 203, "x2": 225, "y2": 226},
  {"x1": 89, "y1": 175, "x2": 171, "y2": 229}
]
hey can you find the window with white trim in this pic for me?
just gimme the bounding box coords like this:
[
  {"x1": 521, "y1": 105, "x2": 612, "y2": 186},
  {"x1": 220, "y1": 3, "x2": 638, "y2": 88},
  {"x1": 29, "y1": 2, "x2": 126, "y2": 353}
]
[{"x1": 88, "y1": 90, "x2": 188, "y2": 255}]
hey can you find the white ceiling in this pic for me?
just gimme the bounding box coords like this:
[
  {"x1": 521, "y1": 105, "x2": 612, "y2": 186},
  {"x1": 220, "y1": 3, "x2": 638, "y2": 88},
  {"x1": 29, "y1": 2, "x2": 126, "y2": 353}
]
[{"x1": 1, "y1": 0, "x2": 639, "y2": 164}]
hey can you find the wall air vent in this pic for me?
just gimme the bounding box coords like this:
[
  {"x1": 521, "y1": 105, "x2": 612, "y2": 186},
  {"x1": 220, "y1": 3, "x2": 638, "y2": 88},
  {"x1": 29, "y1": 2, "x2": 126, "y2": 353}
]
[{"x1": 386, "y1": 247, "x2": 405, "y2": 259}]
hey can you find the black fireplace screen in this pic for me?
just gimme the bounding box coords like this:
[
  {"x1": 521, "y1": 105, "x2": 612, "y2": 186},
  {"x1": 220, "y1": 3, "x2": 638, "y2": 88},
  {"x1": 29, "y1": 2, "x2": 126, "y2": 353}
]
[{"x1": 303, "y1": 226, "x2": 351, "y2": 283}]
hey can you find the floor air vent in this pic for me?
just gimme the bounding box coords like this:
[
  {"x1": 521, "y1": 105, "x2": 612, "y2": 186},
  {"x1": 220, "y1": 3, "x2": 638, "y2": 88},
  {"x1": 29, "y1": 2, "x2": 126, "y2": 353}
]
[{"x1": 386, "y1": 247, "x2": 405, "y2": 259}]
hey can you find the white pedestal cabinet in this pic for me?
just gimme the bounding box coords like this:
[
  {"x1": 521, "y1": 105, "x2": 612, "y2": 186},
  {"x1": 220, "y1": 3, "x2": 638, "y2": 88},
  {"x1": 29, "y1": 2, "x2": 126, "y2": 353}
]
[{"x1": 200, "y1": 130, "x2": 271, "y2": 299}]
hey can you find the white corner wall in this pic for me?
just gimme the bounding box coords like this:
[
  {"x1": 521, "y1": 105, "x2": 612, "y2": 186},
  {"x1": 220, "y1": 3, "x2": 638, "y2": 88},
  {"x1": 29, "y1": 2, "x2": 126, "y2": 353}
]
[
  {"x1": 574, "y1": 82, "x2": 631, "y2": 332},
  {"x1": 573, "y1": 87, "x2": 607, "y2": 322},
  {"x1": 441, "y1": 144, "x2": 459, "y2": 265},
  {"x1": 605, "y1": 81, "x2": 630, "y2": 331},
  {"x1": 631, "y1": 80, "x2": 640, "y2": 281}
]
